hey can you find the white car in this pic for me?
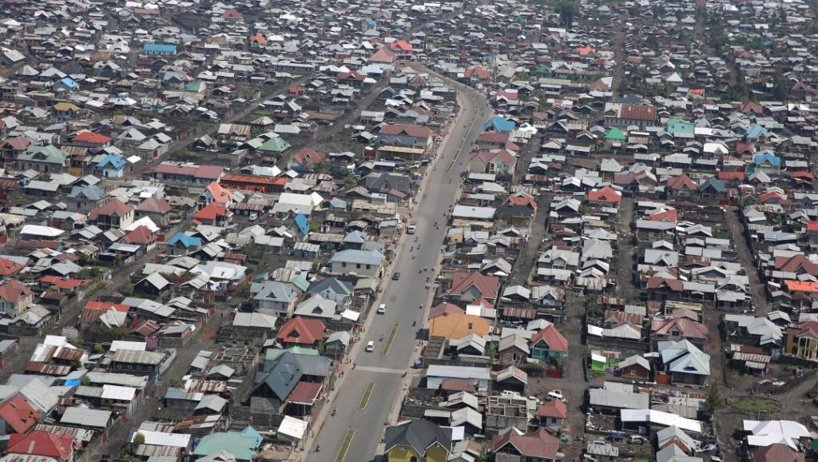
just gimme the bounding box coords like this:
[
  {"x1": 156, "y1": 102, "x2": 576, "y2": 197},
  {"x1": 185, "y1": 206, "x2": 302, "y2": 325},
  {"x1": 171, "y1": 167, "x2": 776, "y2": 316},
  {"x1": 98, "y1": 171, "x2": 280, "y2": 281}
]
[
  {"x1": 546, "y1": 390, "x2": 566, "y2": 402},
  {"x1": 365, "y1": 341, "x2": 375, "y2": 352},
  {"x1": 377, "y1": 304, "x2": 386, "y2": 314}
]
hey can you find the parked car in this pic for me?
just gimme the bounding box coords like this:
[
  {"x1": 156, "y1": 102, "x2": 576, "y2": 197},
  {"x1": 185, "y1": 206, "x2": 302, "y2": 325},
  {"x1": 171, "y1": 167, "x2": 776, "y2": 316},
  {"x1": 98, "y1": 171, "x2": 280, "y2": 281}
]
[
  {"x1": 377, "y1": 304, "x2": 386, "y2": 314},
  {"x1": 546, "y1": 390, "x2": 566, "y2": 402},
  {"x1": 608, "y1": 432, "x2": 624, "y2": 442},
  {"x1": 629, "y1": 435, "x2": 647, "y2": 445}
]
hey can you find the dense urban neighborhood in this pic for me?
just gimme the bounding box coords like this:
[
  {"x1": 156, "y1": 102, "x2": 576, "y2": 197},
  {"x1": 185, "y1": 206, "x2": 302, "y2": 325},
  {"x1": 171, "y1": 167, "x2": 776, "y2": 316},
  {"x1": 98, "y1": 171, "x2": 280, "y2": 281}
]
[{"x1": 0, "y1": 0, "x2": 815, "y2": 461}]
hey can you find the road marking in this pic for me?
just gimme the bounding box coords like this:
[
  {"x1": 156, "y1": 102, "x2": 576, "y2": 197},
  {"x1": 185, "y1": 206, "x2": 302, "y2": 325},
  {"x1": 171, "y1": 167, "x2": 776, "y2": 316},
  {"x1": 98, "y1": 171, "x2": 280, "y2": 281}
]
[
  {"x1": 334, "y1": 428, "x2": 355, "y2": 462},
  {"x1": 355, "y1": 366, "x2": 408, "y2": 374},
  {"x1": 360, "y1": 381, "x2": 375, "y2": 409},
  {"x1": 382, "y1": 323, "x2": 399, "y2": 355}
]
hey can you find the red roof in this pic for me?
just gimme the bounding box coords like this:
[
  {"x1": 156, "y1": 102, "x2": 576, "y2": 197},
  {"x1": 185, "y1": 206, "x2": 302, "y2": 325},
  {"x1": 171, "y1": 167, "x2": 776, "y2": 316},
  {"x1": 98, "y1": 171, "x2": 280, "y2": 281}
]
[
  {"x1": 0, "y1": 280, "x2": 32, "y2": 303},
  {"x1": 586, "y1": 186, "x2": 622, "y2": 203},
  {"x1": 470, "y1": 149, "x2": 516, "y2": 166},
  {"x1": 477, "y1": 132, "x2": 509, "y2": 144},
  {"x1": 807, "y1": 221, "x2": 818, "y2": 233},
  {"x1": 72, "y1": 131, "x2": 111, "y2": 145},
  {"x1": 124, "y1": 225, "x2": 157, "y2": 245},
  {"x1": 649, "y1": 208, "x2": 678, "y2": 223},
  {"x1": 0, "y1": 257, "x2": 24, "y2": 276},
  {"x1": 645, "y1": 277, "x2": 684, "y2": 291},
  {"x1": 0, "y1": 396, "x2": 40, "y2": 434},
  {"x1": 291, "y1": 147, "x2": 325, "y2": 166},
  {"x1": 789, "y1": 321, "x2": 818, "y2": 339},
  {"x1": 491, "y1": 428, "x2": 560, "y2": 459},
  {"x1": 753, "y1": 443, "x2": 805, "y2": 462},
  {"x1": 718, "y1": 171, "x2": 745, "y2": 181},
  {"x1": 506, "y1": 192, "x2": 537, "y2": 210},
  {"x1": 89, "y1": 198, "x2": 134, "y2": 220},
  {"x1": 8, "y1": 431, "x2": 75, "y2": 460},
  {"x1": 651, "y1": 317, "x2": 709, "y2": 339},
  {"x1": 464, "y1": 65, "x2": 491, "y2": 79},
  {"x1": 536, "y1": 399, "x2": 567, "y2": 419},
  {"x1": 85, "y1": 301, "x2": 129, "y2": 312},
  {"x1": 429, "y1": 302, "x2": 465, "y2": 320},
  {"x1": 194, "y1": 202, "x2": 228, "y2": 221},
  {"x1": 759, "y1": 191, "x2": 786, "y2": 203},
  {"x1": 289, "y1": 381, "x2": 323, "y2": 404},
  {"x1": 369, "y1": 46, "x2": 397, "y2": 63},
  {"x1": 529, "y1": 325, "x2": 568, "y2": 352},
  {"x1": 136, "y1": 197, "x2": 172, "y2": 214},
  {"x1": 449, "y1": 270, "x2": 500, "y2": 300},
  {"x1": 39, "y1": 276, "x2": 87, "y2": 291},
  {"x1": 276, "y1": 317, "x2": 326, "y2": 345},
  {"x1": 667, "y1": 174, "x2": 698, "y2": 191},
  {"x1": 440, "y1": 379, "x2": 477, "y2": 392},
  {"x1": 380, "y1": 124, "x2": 432, "y2": 139},
  {"x1": 774, "y1": 254, "x2": 818, "y2": 275}
]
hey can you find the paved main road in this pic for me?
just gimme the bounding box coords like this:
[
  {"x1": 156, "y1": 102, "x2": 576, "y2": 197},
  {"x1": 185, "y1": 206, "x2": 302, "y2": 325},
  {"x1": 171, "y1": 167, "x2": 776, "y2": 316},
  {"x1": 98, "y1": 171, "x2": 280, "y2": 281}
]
[{"x1": 304, "y1": 68, "x2": 490, "y2": 462}]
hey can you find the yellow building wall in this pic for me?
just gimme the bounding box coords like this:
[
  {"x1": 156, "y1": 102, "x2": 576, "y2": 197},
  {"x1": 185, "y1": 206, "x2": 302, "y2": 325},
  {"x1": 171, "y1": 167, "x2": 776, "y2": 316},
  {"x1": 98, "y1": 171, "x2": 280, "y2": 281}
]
[
  {"x1": 426, "y1": 445, "x2": 449, "y2": 462},
  {"x1": 388, "y1": 446, "x2": 419, "y2": 462}
]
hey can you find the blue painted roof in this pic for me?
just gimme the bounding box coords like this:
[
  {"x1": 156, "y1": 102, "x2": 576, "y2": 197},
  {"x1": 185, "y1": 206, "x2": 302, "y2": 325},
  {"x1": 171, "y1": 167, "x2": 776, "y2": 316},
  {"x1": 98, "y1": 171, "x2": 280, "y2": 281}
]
[
  {"x1": 366, "y1": 18, "x2": 376, "y2": 26},
  {"x1": 97, "y1": 153, "x2": 126, "y2": 170},
  {"x1": 745, "y1": 124, "x2": 769, "y2": 139},
  {"x1": 167, "y1": 232, "x2": 202, "y2": 248},
  {"x1": 754, "y1": 152, "x2": 781, "y2": 166},
  {"x1": 482, "y1": 116, "x2": 516, "y2": 133},
  {"x1": 294, "y1": 214, "x2": 310, "y2": 235},
  {"x1": 142, "y1": 43, "x2": 177, "y2": 53},
  {"x1": 60, "y1": 77, "x2": 78, "y2": 89}
]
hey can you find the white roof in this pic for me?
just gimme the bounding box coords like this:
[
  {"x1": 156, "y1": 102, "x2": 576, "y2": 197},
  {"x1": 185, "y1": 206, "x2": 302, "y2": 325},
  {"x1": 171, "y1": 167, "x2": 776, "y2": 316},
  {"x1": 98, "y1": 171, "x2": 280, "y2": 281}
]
[
  {"x1": 20, "y1": 224, "x2": 64, "y2": 237},
  {"x1": 278, "y1": 192, "x2": 323, "y2": 207},
  {"x1": 744, "y1": 420, "x2": 809, "y2": 449},
  {"x1": 110, "y1": 340, "x2": 147, "y2": 352},
  {"x1": 101, "y1": 384, "x2": 136, "y2": 401},
  {"x1": 133, "y1": 429, "x2": 192, "y2": 448},
  {"x1": 125, "y1": 216, "x2": 160, "y2": 233},
  {"x1": 278, "y1": 415, "x2": 308, "y2": 440},
  {"x1": 620, "y1": 409, "x2": 702, "y2": 433}
]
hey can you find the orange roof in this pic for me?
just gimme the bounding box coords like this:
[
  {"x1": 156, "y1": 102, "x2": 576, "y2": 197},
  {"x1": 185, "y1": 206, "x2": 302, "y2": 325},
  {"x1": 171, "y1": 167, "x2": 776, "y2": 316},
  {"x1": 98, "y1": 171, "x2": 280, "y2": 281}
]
[
  {"x1": 388, "y1": 40, "x2": 413, "y2": 51},
  {"x1": 72, "y1": 131, "x2": 111, "y2": 145},
  {"x1": 586, "y1": 186, "x2": 622, "y2": 203},
  {"x1": 194, "y1": 202, "x2": 228, "y2": 221},
  {"x1": 206, "y1": 181, "x2": 233, "y2": 204},
  {"x1": 85, "y1": 300, "x2": 130, "y2": 312},
  {"x1": 89, "y1": 198, "x2": 134, "y2": 220},
  {"x1": 276, "y1": 317, "x2": 326, "y2": 345},
  {"x1": 428, "y1": 313, "x2": 490, "y2": 340},
  {"x1": 249, "y1": 32, "x2": 267, "y2": 45},
  {"x1": 221, "y1": 174, "x2": 287, "y2": 185},
  {"x1": 577, "y1": 46, "x2": 595, "y2": 56},
  {"x1": 786, "y1": 280, "x2": 818, "y2": 293}
]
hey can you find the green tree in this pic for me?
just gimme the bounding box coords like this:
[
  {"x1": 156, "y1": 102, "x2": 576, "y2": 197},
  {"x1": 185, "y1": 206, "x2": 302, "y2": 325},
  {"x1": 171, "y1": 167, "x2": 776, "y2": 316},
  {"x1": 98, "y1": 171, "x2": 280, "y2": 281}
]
[
  {"x1": 555, "y1": 1, "x2": 579, "y2": 26},
  {"x1": 705, "y1": 384, "x2": 723, "y2": 416},
  {"x1": 93, "y1": 343, "x2": 104, "y2": 354},
  {"x1": 772, "y1": 71, "x2": 790, "y2": 101}
]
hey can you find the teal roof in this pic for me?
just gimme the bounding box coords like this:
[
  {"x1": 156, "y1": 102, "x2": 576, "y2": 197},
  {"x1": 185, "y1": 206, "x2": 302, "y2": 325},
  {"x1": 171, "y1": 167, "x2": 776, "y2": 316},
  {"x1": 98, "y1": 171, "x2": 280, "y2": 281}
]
[
  {"x1": 265, "y1": 346, "x2": 319, "y2": 361},
  {"x1": 142, "y1": 43, "x2": 177, "y2": 54},
  {"x1": 659, "y1": 339, "x2": 710, "y2": 376},
  {"x1": 258, "y1": 136, "x2": 291, "y2": 153},
  {"x1": 17, "y1": 144, "x2": 68, "y2": 165},
  {"x1": 193, "y1": 427, "x2": 262, "y2": 461}
]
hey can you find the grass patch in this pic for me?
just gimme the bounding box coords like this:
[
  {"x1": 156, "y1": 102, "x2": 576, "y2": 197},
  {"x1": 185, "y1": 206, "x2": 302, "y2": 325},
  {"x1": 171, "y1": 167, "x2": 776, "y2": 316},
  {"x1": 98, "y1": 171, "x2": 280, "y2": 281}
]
[
  {"x1": 728, "y1": 396, "x2": 778, "y2": 412},
  {"x1": 335, "y1": 428, "x2": 355, "y2": 462},
  {"x1": 360, "y1": 382, "x2": 375, "y2": 409},
  {"x1": 382, "y1": 323, "x2": 399, "y2": 355}
]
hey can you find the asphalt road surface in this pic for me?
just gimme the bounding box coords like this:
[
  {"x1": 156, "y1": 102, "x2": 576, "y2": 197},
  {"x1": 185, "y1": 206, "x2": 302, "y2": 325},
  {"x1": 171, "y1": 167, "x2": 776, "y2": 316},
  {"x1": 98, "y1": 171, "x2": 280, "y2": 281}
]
[{"x1": 305, "y1": 72, "x2": 490, "y2": 462}]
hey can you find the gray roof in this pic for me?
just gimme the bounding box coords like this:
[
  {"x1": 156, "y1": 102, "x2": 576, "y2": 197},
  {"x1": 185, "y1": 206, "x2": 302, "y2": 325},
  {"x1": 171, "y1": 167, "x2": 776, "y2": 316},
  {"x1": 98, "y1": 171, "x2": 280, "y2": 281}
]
[
  {"x1": 308, "y1": 278, "x2": 354, "y2": 297},
  {"x1": 329, "y1": 249, "x2": 385, "y2": 265},
  {"x1": 384, "y1": 419, "x2": 452, "y2": 456},
  {"x1": 588, "y1": 388, "x2": 650, "y2": 410},
  {"x1": 195, "y1": 394, "x2": 228, "y2": 413},
  {"x1": 61, "y1": 407, "x2": 112, "y2": 428},
  {"x1": 252, "y1": 352, "x2": 331, "y2": 400},
  {"x1": 251, "y1": 281, "x2": 298, "y2": 303},
  {"x1": 112, "y1": 349, "x2": 164, "y2": 365}
]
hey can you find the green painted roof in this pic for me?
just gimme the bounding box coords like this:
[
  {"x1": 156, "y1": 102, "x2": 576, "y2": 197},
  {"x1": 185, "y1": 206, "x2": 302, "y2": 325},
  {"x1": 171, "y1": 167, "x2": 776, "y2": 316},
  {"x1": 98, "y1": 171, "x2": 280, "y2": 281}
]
[
  {"x1": 289, "y1": 274, "x2": 310, "y2": 292},
  {"x1": 604, "y1": 127, "x2": 626, "y2": 140},
  {"x1": 265, "y1": 346, "x2": 319, "y2": 361},
  {"x1": 258, "y1": 136, "x2": 291, "y2": 152},
  {"x1": 193, "y1": 427, "x2": 262, "y2": 461},
  {"x1": 17, "y1": 144, "x2": 68, "y2": 164}
]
